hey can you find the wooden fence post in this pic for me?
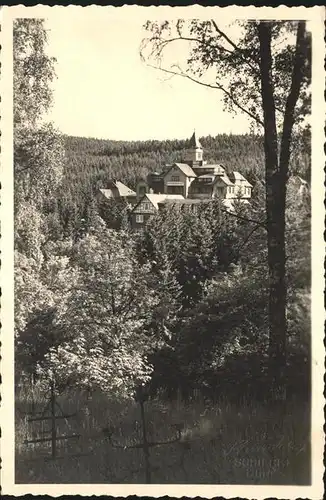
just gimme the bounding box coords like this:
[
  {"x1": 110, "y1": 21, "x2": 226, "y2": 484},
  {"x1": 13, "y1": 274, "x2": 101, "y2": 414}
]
[
  {"x1": 104, "y1": 385, "x2": 182, "y2": 483},
  {"x1": 50, "y1": 380, "x2": 57, "y2": 459},
  {"x1": 139, "y1": 398, "x2": 151, "y2": 484},
  {"x1": 24, "y1": 380, "x2": 80, "y2": 460}
]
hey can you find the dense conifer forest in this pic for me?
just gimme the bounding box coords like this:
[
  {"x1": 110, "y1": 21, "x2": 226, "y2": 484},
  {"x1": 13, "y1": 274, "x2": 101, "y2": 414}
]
[
  {"x1": 13, "y1": 18, "x2": 313, "y2": 485},
  {"x1": 55, "y1": 131, "x2": 310, "y2": 238}
]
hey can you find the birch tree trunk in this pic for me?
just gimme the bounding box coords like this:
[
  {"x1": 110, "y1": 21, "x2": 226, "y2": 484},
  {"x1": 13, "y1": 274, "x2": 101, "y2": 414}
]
[{"x1": 258, "y1": 21, "x2": 308, "y2": 399}]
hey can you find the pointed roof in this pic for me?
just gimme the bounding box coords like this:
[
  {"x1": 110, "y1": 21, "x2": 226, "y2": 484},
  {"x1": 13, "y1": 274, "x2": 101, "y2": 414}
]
[
  {"x1": 146, "y1": 193, "x2": 172, "y2": 210},
  {"x1": 158, "y1": 198, "x2": 213, "y2": 207},
  {"x1": 99, "y1": 188, "x2": 114, "y2": 199},
  {"x1": 174, "y1": 162, "x2": 197, "y2": 178},
  {"x1": 114, "y1": 180, "x2": 136, "y2": 196},
  {"x1": 197, "y1": 174, "x2": 215, "y2": 180},
  {"x1": 163, "y1": 163, "x2": 197, "y2": 179},
  {"x1": 132, "y1": 193, "x2": 184, "y2": 211},
  {"x1": 189, "y1": 130, "x2": 202, "y2": 149},
  {"x1": 100, "y1": 181, "x2": 136, "y2": 199},
  {"x1": 215, "y1": 174, "x2": 234, "y2": 186},
  {"x1": 231, "y1": 171, "x2": 253, "y2": 187},
  {"x1": 148, "y1": 193, "x2": 184, "y2": 209}
]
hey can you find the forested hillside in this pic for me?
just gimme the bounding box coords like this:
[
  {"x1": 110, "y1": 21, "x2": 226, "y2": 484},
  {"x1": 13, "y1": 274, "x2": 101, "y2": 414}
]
[
  {"x1": 14, "y1": 19, "x2": 312, "y2": 485},
  {"x1": 54, "y1": 131, "x2": 310, "y2": 238}
]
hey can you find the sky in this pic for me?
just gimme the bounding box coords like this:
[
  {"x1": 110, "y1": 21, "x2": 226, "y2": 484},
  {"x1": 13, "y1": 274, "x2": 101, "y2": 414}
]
[{"x1": 43, "y1": 9, "x2": 251, "y2": 141}]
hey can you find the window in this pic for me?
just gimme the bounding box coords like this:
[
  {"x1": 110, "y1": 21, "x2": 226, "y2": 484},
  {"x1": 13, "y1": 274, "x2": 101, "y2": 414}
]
[
  {"x1": 171, "y1": 175, "x2": 180, "y2": 182},
  {"x1": 168, "y1": 185, "x2": 183, "y2": 195},
  {"x1": 143, "y1": 203, "x2": 150, "y2": 211},
  {"x1": 136, "y1": 214, "x2": 144, "y2": 223}
]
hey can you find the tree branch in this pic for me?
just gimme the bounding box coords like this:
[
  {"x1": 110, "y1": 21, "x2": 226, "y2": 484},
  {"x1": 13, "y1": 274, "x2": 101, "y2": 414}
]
[
  {"x1": 210, "y1": 20, "x2": 242, "y2": 53},
  {"x1": 235, "y1": 223, "x2": 264, "y2": 261},
  {"x1": 146, "y1": 62, "x2": 264, "y2": 126},
  {"x1": 149, "y1": 35, "x2": 234, "y2": 56},
  {"x1": 279, "y1": 22, "x2": 307, "y2": 180},
  {"x1": 221, "y1": 207, "x2": 267, "y2": 227},
  {"x1": 210, "y1": 20, "x2": 258, "y2": 73}
]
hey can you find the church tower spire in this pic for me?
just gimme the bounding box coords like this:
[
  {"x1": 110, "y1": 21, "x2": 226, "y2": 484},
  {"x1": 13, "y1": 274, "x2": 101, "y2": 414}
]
[
  {"x1": 189, "y1": 129, "x2": 202, "y2": 149},
  {"x1": 184, "y1": 129, "x2": 203, "y2": 165}
]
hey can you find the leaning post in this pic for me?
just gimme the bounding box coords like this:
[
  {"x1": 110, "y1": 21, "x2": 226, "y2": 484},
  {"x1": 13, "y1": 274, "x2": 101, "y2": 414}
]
[{"x1": 50, "y1": 379, "x2": 57, "y2": 459}]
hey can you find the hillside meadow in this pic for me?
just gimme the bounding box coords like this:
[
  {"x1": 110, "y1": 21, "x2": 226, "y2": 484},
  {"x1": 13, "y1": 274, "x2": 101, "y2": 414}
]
[{"x1": 16, "y1": 384, "x2": 310, "y2": 484}]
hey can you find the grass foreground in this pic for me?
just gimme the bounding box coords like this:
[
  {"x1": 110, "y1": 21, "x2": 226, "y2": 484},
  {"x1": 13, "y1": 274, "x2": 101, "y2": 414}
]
[{"x1": 15, "y1": 383, "x2": 310, "y2": 485}]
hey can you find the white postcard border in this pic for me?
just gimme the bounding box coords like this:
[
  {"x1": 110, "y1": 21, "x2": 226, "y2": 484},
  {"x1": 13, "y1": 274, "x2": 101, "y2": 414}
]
[{"x1": 0, "y1": 5, "x2": 325, "y2": 498}]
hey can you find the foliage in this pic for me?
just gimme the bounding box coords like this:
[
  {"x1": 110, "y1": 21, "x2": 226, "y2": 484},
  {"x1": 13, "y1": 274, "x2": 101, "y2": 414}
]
[
  {"x1": 14, "y1": 18, "x2": 311, "y2": 407},
  {"x1": 42, "y1": 227, "x2": 181, "y2": 399},
  {"x1": 13, "y1": 18, "x2": 56, "y2": 129},
  {"x1": 98, "y1": 196, "x2": 131, "y2": 230},
  {"x1": 48, "y1": 131, "x2": 310, "y2": 239},
  {"x1": 141, "y1": 18, "x2": 311, "y2": 396},
  {"x1": 136, "y1": 189, "x2": 310, "y2": 401},
  {"x1": 13, "y1": 19, "x2": 68, "y2": 383},
  {"x1": 175, "y1": 266, "x2": 269, "y2": 393},
  {"x1": 15, "y1": 241, "x2": 76, "y2": 371},
  {"x1": 137, "y1": 202, "x2": 239, "y2": 307},
  {"x1": 14, "y1": 123, "x2": 64, "y2": 210},
  {"x1": 141, "y1": 19, "x2": 310, "y2": 133},
  {"x1": 15, "y1": 386, "x2": 311, "y2": 484}
]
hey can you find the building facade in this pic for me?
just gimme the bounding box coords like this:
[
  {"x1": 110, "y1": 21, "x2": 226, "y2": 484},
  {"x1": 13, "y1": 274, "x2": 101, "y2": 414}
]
[
  {"x1": 130, "y1": 193, "x2": 184, "y2": 229},
  {"x1": 99, "y1": 131, "x2": 253, "y2": 228},
  {"x1": 138, "y1": 131, "x2": 253, "y2": 204}
]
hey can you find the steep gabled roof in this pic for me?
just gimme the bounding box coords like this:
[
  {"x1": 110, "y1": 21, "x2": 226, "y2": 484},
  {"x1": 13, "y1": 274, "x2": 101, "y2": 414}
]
[
  {"x1": 175, "y1": 163, "x2": 197, "y2": 177},
  {"x1": 189, "y1": 131, "x2": 202, "y2": 149},
  {"x1": 289, "y1": 175, "x2": 309, "y2": 186},
  {"x1": 132, "y1": 193, "x2": 184, "y2": 212},
  {"x1": 100, "y1": 182, "x2": 136, "y2": 199},
  {"x1": 194, "y1": 163, "x2": 225, "y2": 173},
  {"x1": 99, "y1": 188, "x2": 114, "y2": 199},
  {"x1": 146, "y1": 194, "x2": 171, "y2": 210},
  {"x1": 163, "y1": 162, "x2": 197, "y2": 179},
  {"x1": 146, "y1": 193, "x2": 184, "y2": 209},
  {"x1": 215, "y1": 174, "x2": 234, "y2": 186},
  {"x1": 197, "y1": 174, "x2": 215, "y2": 182},
  {"x1": 296, "y1": 176, "x2": 309, "y2": 186},
  {"x1": 231, "y1": 172, "x2": 253, "y2": 187},
  {"x1": 114, "y1": 180, "x2": 136, "y2": 196},
  {"x1": 159, "y1": 198, "x2": 213, "y2": 206}
]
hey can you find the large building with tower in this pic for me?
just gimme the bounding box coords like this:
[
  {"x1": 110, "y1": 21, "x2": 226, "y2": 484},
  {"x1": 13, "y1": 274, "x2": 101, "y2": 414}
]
[{"x1": 99, "y1": 131, "x2": 253, "y2": 228}]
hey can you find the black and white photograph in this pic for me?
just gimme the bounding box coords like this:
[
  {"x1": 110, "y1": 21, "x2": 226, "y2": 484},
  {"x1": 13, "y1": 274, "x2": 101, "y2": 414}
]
[{"x1": 0, "y1": 5, "x2": 324, "y2": 497}]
